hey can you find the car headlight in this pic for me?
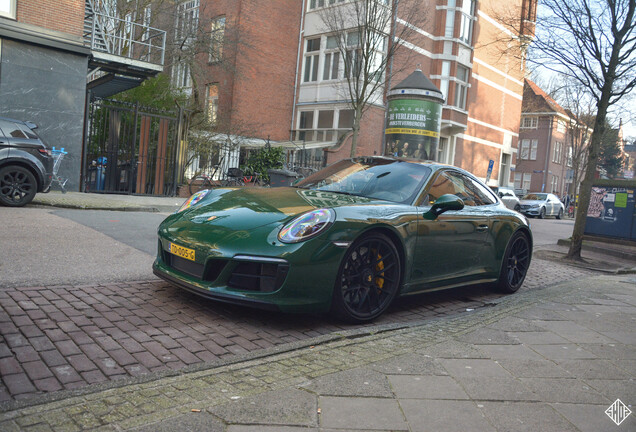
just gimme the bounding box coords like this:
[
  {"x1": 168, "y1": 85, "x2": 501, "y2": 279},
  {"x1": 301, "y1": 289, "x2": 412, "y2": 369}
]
[
  {"x1": 176, "y1": 189, "x2": 210, "y2": 213},
  {"x1": 278, "y1": 209, "x2": 335, "y2": 243}
]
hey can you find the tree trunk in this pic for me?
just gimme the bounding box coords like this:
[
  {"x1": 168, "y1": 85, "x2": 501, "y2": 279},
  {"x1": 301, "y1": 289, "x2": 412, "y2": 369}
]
[
  {"x1": 566, "y1": 92, "x2": 611, "y2": 260},
  {"x1": 349, "y1": 105, "x2": 363, "y2": 158}
]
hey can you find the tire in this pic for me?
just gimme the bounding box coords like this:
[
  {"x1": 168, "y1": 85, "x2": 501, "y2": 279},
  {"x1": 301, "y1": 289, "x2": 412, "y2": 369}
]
[
  {"x1": 556, "y1": 208, "x2": 563, "y2": 220},
  {"x1": 331, "y1": 232, "x2": 401, "y2": 323},
  {"x1": 189, "y1": 175, "x2": 211, "y2": 195},
  {"x1": 514, "y1": 204, "x2": 521, "y2": 212},
  {"x1": 538, "y1": 207, "x2": 546, "y2": 219},
  {"x1": 0, "y1": 165, "x2": 38, "y2": 207},
  {"x1": 496, "y1": 231, "x2": 531, "y2": 293}
]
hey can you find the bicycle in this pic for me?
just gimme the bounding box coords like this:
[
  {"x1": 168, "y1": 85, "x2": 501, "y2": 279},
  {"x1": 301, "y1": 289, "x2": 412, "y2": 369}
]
[
  {"x1": 219, "y1": 167, "x2": 245, "y2": 187},
  {"x1": 242, "y1": 172, "x2": 269, "y2": 187},
  {"x1": 188, "y1": 163, "x2": 222, "y2": 195}
]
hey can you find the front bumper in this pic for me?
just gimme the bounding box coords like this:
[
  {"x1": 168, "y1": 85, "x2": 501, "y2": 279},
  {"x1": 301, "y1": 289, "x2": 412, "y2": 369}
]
[
  {"x1": 153, "y1": 235, "x2": 346, "y2": 314},
  {"x1": 520, "y1": 207, "x2": 540, "y2": 216}
]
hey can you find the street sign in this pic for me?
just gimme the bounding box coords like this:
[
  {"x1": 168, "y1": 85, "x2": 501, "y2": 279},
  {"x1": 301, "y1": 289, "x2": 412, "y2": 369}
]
[{"x1": 485, "y1": 159, "x2": 494, "y2": 183}]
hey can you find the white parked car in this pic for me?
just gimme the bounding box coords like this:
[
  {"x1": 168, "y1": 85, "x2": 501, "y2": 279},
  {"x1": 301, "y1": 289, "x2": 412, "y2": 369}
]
[
  {"x1": 519, "y1": 193, "x2": 565, "y2": 219},
  {"x1": 490, "y1": 186, "x2": 521, "y2": 211}
]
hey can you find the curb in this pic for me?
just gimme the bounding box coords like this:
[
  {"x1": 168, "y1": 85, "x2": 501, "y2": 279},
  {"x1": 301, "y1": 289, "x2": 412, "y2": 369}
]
[{"x1": 557, "y1": 238, "x2": 636, "y2": 261}]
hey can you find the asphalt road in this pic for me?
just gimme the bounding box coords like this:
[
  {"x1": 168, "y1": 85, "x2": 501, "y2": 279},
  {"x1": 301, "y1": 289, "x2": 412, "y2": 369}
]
[{"x1": 0, "y1": 207, "x2": 574, "y2": 288}]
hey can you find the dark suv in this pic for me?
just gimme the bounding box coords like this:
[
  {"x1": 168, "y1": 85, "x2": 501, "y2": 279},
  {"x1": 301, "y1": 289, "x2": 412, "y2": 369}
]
[{"x1": 0, "y1": 117, "x2": 53, "y2": 207}]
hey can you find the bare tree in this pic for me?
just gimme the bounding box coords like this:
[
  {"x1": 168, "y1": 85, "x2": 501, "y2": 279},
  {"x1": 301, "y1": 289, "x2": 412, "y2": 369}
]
[
  {"x1": 494, "y1": 0, "x2": 636, "y2": 260},
  {"x1": 552, "y1": 78, "x2": 594, "y2": 209},
  {"x1": 318, "y1": 0, "x2": 428, "y2": 157}
]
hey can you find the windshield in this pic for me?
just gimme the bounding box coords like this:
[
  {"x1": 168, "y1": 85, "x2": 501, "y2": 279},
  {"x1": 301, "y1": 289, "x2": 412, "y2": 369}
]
[
  {"x1": 522, "y1": 193, "x2": 547, "y2": 201},
  {"x1": 295, "y1": 158, "x2": 431, "y2": 204}
]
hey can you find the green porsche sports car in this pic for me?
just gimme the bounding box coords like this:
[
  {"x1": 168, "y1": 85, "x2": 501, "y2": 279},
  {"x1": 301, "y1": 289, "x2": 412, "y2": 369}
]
[{"x1": 153, "y1": 157, "x2": 532, "y2": 322}]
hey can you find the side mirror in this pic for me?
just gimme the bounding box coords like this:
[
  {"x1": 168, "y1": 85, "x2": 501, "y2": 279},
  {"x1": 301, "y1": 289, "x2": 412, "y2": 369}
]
[
  {"x1": 24, "y1": 121, "x2": 38, "y2": 130},
  {"x1": 498, "y1": 192, "x2": 504, "y2": 198},
  {"x1": 424, "y1": 194, "x2": 464, "y2": 220}
]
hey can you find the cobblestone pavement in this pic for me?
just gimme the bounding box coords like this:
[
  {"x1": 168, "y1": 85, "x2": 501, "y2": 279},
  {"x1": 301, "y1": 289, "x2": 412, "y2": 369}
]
[
  {"x1": 1, "y1": 273, "x2": 631, "y2": 431},
  {"x1": 0, "y1": 257, "x2": 593, "y2": 405}
]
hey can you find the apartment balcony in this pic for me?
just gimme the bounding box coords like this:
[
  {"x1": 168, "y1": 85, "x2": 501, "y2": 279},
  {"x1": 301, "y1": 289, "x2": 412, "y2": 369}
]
[{"x1": 84, "y1": 0, "x2": 166, "y2": 97}]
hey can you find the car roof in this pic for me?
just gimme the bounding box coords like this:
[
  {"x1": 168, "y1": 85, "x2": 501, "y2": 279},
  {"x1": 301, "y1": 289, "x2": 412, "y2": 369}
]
[{"x1": 0, "y1": 116, "x2": 28, "y2": 125}]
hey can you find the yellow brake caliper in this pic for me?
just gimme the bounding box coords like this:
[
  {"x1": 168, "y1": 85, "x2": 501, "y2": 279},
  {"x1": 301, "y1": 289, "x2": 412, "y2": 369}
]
[{"x1": 374, "y1": 250, "x2": 385, "y2": 290}]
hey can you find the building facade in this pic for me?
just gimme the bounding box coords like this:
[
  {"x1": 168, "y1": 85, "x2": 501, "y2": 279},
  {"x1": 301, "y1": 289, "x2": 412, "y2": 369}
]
[
  {"x1": 0, "y1": 0, "x2": 165, "y2": 191},
  {"x1": 516, "y1": 79, "x2": 579, "y2": 197},
  {"x1": 175, "y1": 0, "x2": 536, "y2": 184}
]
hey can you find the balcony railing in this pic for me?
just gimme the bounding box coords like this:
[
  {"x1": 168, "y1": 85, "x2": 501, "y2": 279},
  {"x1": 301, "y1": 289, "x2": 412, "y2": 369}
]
[{"x1": 85, "y1": 1, "x2": 166, "y2": 67}]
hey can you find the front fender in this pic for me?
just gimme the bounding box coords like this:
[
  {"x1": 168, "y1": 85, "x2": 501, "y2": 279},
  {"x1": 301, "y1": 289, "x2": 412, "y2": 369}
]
[{"x1": 1, "y1": 150, "x2": 49, "y2": 190}]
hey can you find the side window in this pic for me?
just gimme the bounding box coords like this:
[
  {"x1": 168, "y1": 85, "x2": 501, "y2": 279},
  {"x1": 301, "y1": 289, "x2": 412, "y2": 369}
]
[
  {"x1": 462, "y1": 175, "x2": 497, "y2": 206},
  {"x1": 19, "y1": 125, "x2": 38, "y2": 139},
  {"x1": 0, "y1": 120, "x2": 27, "y2": 138},
  {"x1": 425, "y1": 170, "x2": 477, "y2": 206}
]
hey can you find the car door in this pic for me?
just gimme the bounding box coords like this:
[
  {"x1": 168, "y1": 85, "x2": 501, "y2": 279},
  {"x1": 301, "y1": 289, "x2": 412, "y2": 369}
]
[
  {"x1": 547, "y1": 194, "x2": 557, "y2": 216},
  {"x1": 407, "y1": 170, "x2": 492, "y2": 291}
]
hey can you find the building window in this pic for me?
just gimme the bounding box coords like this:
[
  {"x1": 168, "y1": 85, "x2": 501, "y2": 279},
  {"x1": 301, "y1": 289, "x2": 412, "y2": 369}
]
[
  {"x1": 454, "y1": 65, "x2": 469, "y2": 109},
  {"x1": 445, "y1": 0, "x2": 456, "y2": 38},
  {"x1": 172, "y1": 61, "x2": 191, "y2": 89},
  {"x1": 566, "y1": 146, "x2": 573, "y2": 167},
  {"x1": 323, "y1": 36, "x2": 340, "y2": 80},
  {"x1": 345, "y1": 31, "x2": 362, "y2": 79},
  {"x1": 175, "y1": 0, "x2": 199, "y2": 41},
  {"x1": 521, "y1": 116, "x2": 538, "y2": 128},
  {"x1": 520, "y1": 139, "x2": 537, "y2": 160},
  {"x1": 309, "y1": 0, "x2": 345, "y2": 10},
  {"x1": 500, "y1": 153, "x2": 511, "y2": 186},
  {"x1": 303, "y1": 38, "x2": 320, "y2": 82},
  {"x1": 553, "y1": 141, "x2": 563, "y2": 163},
  {"x1": 556, "y1": 119, "x2": 567, "y2": 133},
  {"x1": 338, "y1": 109, "x2": 354, "y2": 129},
  {"x1": 459, "y1": 0, "x2": 475, "y2": 45},
  {"x1": 551, "y1": 175, "x2": 558, "y2": 193},
  {"x1": 205, "y1": 84, "x2": 219, "y2": 125},
  {"x1": 209, "y1": 16, "x2": 226, "y2": 63},
  {"x1": 0, "y1": 0, "x2": 15, "y2": 19},
  {"x1": 439, "y1": 61, "x2": 451, "y2": 102},
  {"x1": 522, "y1": 173, "x2": 532, "y2": 191}
]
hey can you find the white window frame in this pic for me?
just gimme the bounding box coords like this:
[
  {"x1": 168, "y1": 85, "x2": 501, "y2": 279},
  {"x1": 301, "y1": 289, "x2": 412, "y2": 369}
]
[
  {"x1": 439, "y1": 61, "x2": 451, "y2": 102},
  {"x1": 458, "y1": 0, "x2": 476, "y2": 45},
  {"x1": 514, "y1": 172, "x2": 522, "y2": 190},
  {"x1": 445, "y1": 1, "x2": 456, "y2": 38},
  {"x1": 556, "y1": 119, "x2": 566, "y2": 133},
  {"x1": 530, "y1": 139, "x2": 538, "y2": 160},
  {"x1": 323, "y1": 36, "x2": 340, "y2": 81},
  {"x1": 521, "y1": 116, "x2": 538, "y2": 129},
  {"x1": 303, "y1": 37, "x2": 321, "y2": 82},
  {"x1": 454, "y1": 65, "x2": 469, "y2": 109},
  {"x1": 553, "y1": 141, "x2": 562, "y2": 163},
  {"x1": 522, "y1": 173, "x2": 532, "y2": 191},
  {"x1": 0, "y1": 0, "x2": 16, "y2": 19}
]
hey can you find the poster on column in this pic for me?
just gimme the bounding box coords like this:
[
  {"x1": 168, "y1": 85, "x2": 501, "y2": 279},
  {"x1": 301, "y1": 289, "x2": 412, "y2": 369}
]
[{"x1": 385, "y1": 99, "x2": 441, "y2": 161}]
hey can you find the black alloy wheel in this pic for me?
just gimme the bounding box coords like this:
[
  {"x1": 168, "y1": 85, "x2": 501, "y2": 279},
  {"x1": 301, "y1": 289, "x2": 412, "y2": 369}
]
[
  {"x1": 332, "y1": 233, "x2": 401, "y2": 323},
  {"x1": 0, "y1": 165, "x2": 37, "y2": 207},
  {"x1": 556, "y1": 208, "x2": 563, "y2": 219},
  {"x1": 497, "y1": 231, "x2": 531, "y2": 293},
  {"x1": 539, "y1": 207, "x2": 546, "y2": 219}
]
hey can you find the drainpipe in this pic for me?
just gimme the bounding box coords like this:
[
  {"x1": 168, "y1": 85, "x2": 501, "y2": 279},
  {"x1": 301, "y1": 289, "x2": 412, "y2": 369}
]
[
  {"x1": 382, "y1": 0, "x2": 399, "y2": 154},
  {"x1": 290, "y1": 4, "x2": 306, "y2": 141},
  {"x1": 542, "y1": 116, "x2": 553, "y2": 192}
]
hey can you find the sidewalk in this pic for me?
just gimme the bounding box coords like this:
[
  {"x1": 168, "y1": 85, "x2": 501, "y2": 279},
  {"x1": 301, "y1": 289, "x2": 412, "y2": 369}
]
[
  {"x1": 32, "y1": 191, "x2": 185, "y2": 213},
  {"x1": 0, "y1": 274, "x2": 633, "y2": 431}
]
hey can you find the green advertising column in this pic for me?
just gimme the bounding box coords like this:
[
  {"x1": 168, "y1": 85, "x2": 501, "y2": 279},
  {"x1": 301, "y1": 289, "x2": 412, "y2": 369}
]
[{"x1": 385, "y1": 68, "x2": 445, "y2": 161}]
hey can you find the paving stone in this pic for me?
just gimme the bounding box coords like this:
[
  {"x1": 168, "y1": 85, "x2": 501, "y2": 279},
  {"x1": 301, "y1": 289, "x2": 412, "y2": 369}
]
[
  {"x1": 370, "y1": 353, "x2": 448, "y2": 376},
  {"x1": 301, "y1": 367, "x2": 393, "y2": 397},
  {"x1": 496, "y1": 358, "x2": 571, "y2": 378},
  {"x1": 319, "y1": 396, "x2": 406, "y2": 430},
  {"x1": 438, "y1": 359, "x2": 513, "y2": 378},
  {"x1": 479, "y1": 401, "x2": 578, "y2": 432},
  {"x1": 454, "y1": 377, "x2": 539, "y2": 401},
  {"x1": 400, "y1": 399, "x2": 494, "y2": 432},
  {"x1": 457, "y1": 328, "x2": 520, "y2": 345},
  {"x1": 551, "y1": 402, "x2": 636, "y2": 432},
  {"x1": 22, "y1": 360, "x2": 53, "y2": 380},
  {"x1": 529, "y1": 344, "x2": 598, "y2": 360},
  {"x1": 210, "y1": 388, "x2": 317, "y2": 426},
  {"x1": 519, "y1": 378, "x2": 610, "y2": 404},
  {"x1": 3, "y1": 373, "x2": 36, "y2": 395},
  {"x1": 556, "y1": 359, "x2": 633, "y2": 379},
  {"x1": 130, "y1": 412, "x2": 225, "y2": 432},
  {"x1": 584, "y1": 378, "x2": 636, "y2": 402},
  {"x1": 389, "y1": 375, "x2": 468, "y2": 400}
]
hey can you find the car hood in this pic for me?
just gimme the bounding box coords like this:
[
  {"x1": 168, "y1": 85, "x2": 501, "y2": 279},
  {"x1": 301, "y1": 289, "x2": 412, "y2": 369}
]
[
  {"x1": 173, "y1": 187, "x2": 381, "y2": 232},
  {"x1": 519, "y1": 199, "x2": 545, "y2": 205}
]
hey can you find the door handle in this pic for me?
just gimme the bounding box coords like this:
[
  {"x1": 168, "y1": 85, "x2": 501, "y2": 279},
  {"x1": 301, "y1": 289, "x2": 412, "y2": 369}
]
[{"x1": 476, "y1": 225, "x2": 489, "y2": 232}]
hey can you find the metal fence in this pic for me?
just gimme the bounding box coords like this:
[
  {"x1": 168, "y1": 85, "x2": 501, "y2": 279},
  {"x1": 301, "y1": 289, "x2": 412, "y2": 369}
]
[{"x1": 83, "y1": 98, "x2": 187, "y2": 196}]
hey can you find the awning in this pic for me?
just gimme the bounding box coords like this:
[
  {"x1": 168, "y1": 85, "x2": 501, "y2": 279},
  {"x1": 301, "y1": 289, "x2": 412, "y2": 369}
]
[{"x1": 87, "y1": 73, "x2": 143, "y2": 98}]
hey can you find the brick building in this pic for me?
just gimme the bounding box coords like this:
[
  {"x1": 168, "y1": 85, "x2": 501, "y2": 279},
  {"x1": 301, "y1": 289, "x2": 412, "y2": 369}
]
[
  {"x1": 0, "y1": 0, "x2": 165, "y2": 190},
  {"x1": 516, "y1": 79, "x2": 580, "y2": 196},
  {"x1": 176, "y1": 0, "x2": 536, "y2": 184}
]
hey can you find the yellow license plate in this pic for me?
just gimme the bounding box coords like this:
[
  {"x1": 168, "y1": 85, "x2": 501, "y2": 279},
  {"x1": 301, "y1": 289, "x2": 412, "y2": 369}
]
[{"x1": 169, "y1": 243, "x2": 195, "y2": 261}]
